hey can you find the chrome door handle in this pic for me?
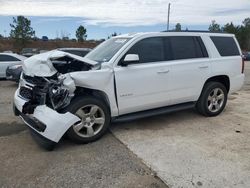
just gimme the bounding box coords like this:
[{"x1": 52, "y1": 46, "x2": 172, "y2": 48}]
[
  {"x1": 157, "y1": 70, "x2": 169, "y2": 74},
  {"x1": 199, "y1": 66, "x2": 208, "y2": 69}
]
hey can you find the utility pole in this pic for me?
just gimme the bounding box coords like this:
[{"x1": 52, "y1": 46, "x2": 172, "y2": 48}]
[{"x1": 167, "y1": 3, "x2": 171, "y2": 31}]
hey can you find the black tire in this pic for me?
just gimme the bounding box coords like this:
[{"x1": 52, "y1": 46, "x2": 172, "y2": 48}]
[
  {"x1": 65, "y1": 96, "x2": 111, "y2": 144},
  {"x1": 196, "y1": 82, "x2": 228, "y2": 117}
]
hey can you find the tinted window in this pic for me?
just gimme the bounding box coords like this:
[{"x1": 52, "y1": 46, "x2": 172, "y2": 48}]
[
  {"x1": 127, "y1": 37, "x2": 164, "y2": 63},
  {"x1": 169, "y1": 36, "x2": 207, "y2": 60},
  {"x1": 0, "y1": 55, "x2": 20, "y2": 62},
  {"x1": 210, "y1": 36, "x2": 240, "y2": 56}
]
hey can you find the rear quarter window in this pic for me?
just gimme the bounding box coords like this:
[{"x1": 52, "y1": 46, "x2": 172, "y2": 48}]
[{"x1": 210, "y1": 36, "x2": 240, "y2": 57}]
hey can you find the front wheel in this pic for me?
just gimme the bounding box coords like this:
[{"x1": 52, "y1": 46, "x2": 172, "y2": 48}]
[
  {"x1": 66, "y1": 96, "x2": 111, "y2": 144},
  {"x1": 196, "y1": 82, "x2": 228, "y2": 117}
]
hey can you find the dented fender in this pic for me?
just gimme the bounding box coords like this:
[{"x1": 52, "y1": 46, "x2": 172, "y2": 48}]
[{"x1": 70, "y1": 68, "x2": 119, "y2": 116}]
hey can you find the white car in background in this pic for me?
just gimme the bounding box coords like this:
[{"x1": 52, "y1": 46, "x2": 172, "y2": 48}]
[{"x1": 0, "y1": 53, "x2": 26, "y2": 78}]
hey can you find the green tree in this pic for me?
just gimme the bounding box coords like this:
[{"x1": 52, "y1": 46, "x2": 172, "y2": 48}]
[
  {"x1": 10, "y1": 16, "x2": 35, "y2": 48},
  {"x1": 223, "y1": 22, "x2": 239, "y2": 34},
  {"x1": 76, "y1": 25, "x2": 87, "y2": 41},
  {"x1": 107, "y1": 32, "x2": 118, "y2": 39},
  {"x1": 240, "y1": 18, "x2": 250, "y2": 50},
  {"x1": 175, "y1": 23, "x2": 182, "y2": 31},
  {"x1": 208, "y1": 20, "x2": 221, "y2": 32}
]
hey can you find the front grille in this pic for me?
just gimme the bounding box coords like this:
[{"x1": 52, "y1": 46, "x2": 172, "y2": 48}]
[{"x1": 20, "y1": 87, "x2": 33, "y2": 100}]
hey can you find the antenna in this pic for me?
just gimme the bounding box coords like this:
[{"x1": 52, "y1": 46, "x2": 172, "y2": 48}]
[{"x1": 167, "y1": 3, "x2": 171, "y2": 31}]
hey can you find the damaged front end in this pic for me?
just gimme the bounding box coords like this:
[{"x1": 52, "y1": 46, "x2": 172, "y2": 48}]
[
  {"x1": 20, "y1": 73, "x2": 75, "y2": 114},
  {"x1": 14, "y1": 50, "x2": 98, "y2": 148}
]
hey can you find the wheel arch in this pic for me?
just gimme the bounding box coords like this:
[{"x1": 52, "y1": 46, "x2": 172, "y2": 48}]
[
  {"x1": 73, "y1": 87, "x2": 111, "y2": 111},
  {"x1": 204, "y1": 75, "x2": 230, "y2": 92}
]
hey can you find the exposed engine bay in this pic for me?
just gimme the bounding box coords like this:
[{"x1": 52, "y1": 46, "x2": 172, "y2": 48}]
[
  {"x1": 20, "y1": 73, "x2": 75, "y2": 114},
  {"x1": 19, "y1": 50, "x2": 97, "y2": 114}
]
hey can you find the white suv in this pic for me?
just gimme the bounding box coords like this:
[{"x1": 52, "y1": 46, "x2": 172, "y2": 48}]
[{"x1": 13, "y1": 32, "x2": 245, "y2": 150}]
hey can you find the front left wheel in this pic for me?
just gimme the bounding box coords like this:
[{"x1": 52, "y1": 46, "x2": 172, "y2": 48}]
[{"x1": 66, "y1": 96, "x2": 111, "y2": 144}]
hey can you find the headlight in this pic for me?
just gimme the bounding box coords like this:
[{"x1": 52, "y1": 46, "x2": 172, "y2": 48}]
[{"x1": 8, "y1": 65, "x2": 22, "y2": 70}]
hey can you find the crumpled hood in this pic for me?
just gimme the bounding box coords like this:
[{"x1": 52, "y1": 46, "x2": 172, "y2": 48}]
[{"x1": 23, "y1": 50, "x2": 97, "y2": 77}]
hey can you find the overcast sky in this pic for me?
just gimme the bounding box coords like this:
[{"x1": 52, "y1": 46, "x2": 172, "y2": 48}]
[{"x1": 0, "y1": 0, "x2": 249, "y2": 39}]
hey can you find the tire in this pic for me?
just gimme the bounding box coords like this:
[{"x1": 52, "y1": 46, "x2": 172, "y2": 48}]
[
  {"x1": 65, "y1": 96, "x2": 111, "y2": 144},
  {"x1": 196, "y1": 82, "x2": 228, "y2": 117}
]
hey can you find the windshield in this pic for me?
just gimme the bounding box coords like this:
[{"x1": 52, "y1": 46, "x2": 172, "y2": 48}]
[{"x1": 85, "y1": 38, "x2": 130, "y2": 63}]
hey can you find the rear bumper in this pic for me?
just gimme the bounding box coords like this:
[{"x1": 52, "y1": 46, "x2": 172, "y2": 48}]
[
  {"x1": 229, "y1": 74, "x2": 245, "y2": 94},
  {"x1": 14, "y1": 89, "x2": 80, "y2": 143}
]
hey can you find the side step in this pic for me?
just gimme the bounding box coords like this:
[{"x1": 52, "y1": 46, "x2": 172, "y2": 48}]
[{"x1": 112, "y1": 102, "x2": 195, "y2": 123}]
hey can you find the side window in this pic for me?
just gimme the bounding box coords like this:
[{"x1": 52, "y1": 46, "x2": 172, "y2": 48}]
[
  {"x1": 126, "y1": 37, "x2": 165, "y2": 64},
  {"x1": 169, "y1": 36, "x2": 208, "y2": 60},
  {"x1": 0, "y1": 55, "x2": 20, "y2": 62},
  {"x1": 210, "y1": 36, "x2": 240, "y2": 57}
]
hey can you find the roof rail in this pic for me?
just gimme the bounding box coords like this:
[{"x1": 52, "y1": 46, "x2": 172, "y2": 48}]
[{"x1": 162, "y1": 30, "x2": 227, "y2": 34}]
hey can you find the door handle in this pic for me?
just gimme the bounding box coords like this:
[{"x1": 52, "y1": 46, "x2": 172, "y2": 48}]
[
  {"x1": 157, "y1": 70, "x2": 169, "y2": 74},
  {"x1": 199, "y1": 66, "x2": 208, "y2": 69}
]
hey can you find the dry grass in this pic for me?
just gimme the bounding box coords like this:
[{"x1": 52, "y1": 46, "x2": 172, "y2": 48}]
[{"x1": 0, "y1": 39, "x2": 100, "y2": 53}]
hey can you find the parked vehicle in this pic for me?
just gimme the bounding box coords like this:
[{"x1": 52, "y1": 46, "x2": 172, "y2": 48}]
[
  {"x1": 0, "y1": 53, "x2": 26, "y2": 79},
  {"x1": 2, "y1": 50, "x2": 13, "y2": 53},
  {"x1": 243, "y1": 51, "x2": 250, "y2": 61},
  {"x1": 6, "y1": 48, "x2": 91, "y2": 82},
  {"x1": 13, "y1": 32, "x2": 245, "y2": 150},
  {"x1": 21, "y1": 48, "x2": 40, "y2": 57}
]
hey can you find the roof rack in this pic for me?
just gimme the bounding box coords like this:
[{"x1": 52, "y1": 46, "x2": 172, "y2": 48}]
[{"x1": 162, "y1": 30, "x2": 227, "y2": 33}]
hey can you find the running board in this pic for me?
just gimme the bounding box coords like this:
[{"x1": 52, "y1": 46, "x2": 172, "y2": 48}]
[{"x1": 112, "y1": 102, "x2": 195, "y2": 123}]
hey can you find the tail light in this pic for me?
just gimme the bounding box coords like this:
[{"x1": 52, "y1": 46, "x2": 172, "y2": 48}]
[{"x1": 242, "y1": 57, "x2": 245, "y2": 74}]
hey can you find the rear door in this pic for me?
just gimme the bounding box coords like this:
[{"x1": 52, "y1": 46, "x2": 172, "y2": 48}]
[
  {"x1": 168, "y1": 36, "x2": 210, "y2": 104},
  {"x1": 114, "y1": 37, "x2": 172, "y2": 115}
]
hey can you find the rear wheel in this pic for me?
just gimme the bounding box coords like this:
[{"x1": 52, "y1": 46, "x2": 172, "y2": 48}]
[
  {"x1": 66, "y1": 96, "x2": 111, "y2": 144},
  {"x1": 196, "y1": 82, "x2": 228, "y2": 117}
]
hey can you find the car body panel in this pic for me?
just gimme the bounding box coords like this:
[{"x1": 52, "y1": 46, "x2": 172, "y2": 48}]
[
  {"x1": 22, "y1": 50, "x2": 97, "y2": 77},
  {"x1": 14, "y1": 89, "x2": 80, "y2": 143}
]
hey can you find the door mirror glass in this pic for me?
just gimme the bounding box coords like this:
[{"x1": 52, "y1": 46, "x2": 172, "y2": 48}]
[{"x1": 121, "y1": 54, "x2": 139, "y2": 66}]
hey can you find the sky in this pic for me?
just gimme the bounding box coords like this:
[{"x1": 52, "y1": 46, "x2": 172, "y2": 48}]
[{"x1": 0, "y1": 0, "x2": 249, "y2": 40}]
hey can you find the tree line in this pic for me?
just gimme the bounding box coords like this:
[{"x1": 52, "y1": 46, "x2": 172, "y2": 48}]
[
  {"x1": 3, "y1": 16, "x2": 88, "y2": 49},
  {"x1": 3, "y1": 15, "x2": 250, "y2": 51}
]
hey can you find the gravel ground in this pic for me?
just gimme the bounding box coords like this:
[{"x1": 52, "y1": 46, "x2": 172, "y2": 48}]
[{"x1": 0, "y1": 80, "x2": 167, "y2": 188}]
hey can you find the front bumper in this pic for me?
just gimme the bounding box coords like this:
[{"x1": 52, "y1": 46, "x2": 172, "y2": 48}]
[{"x1": 14, "y1": 89, "x2": 80, "y2": 143}]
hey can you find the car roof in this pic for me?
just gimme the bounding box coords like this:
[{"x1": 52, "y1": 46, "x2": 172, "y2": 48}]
[{"x1": 0, "y1": 53, "x2": 27, "y2": 61}]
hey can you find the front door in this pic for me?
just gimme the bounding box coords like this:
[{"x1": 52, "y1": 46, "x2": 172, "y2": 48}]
[{"x1": 114, "y1": 37, "x2": 172, "y2": 115}]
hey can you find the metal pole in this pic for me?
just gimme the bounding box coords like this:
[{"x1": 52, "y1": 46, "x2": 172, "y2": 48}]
[{"x1": 167, "y1": 3, "x2": 171, "y2": 31}]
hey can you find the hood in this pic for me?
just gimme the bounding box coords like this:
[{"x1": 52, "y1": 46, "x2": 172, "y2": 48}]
[{"x1": 23, "y1": 50, "x2": 98, "y2": 77}]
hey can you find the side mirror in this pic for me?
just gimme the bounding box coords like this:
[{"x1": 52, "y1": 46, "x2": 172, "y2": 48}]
[{"x1": 121, "y1": 54, "x2": 139, "y2": 66}]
